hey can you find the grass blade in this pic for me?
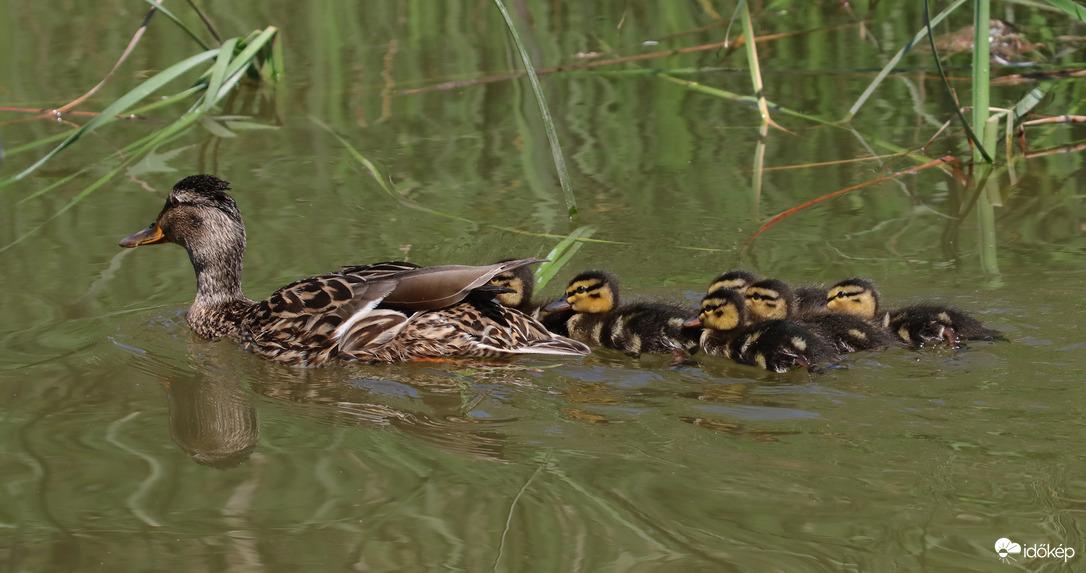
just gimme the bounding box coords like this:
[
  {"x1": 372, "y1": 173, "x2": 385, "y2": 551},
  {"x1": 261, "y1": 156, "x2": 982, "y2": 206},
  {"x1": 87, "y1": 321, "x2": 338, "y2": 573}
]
[
  {"x1": 846, "y1": 0, "x2": 967, "y2": 122},
  {"x1": 535, "y1": 226, "x2": 596, "y2": 290},
  {"x1": 203, "y1": 38, "x2": 238, "y2": 113},
  {"x1": 1045, "y1": 0, "x2": 1086, "y2": 22},
  {"x1": 141, "y1": 0, "x2": 211, "y2": 50},
  {"x1": 922, "y1": 0, "x2": 991, "y2": 163},
  {"x1": 4, "y1": 49, "x2": 219, "y2": 184},
  {"x1": 493, "y1": 0, "x2": 578, "y2": 218},
  {"x1": 971, "y1": 0, "x2": 991, "y2": 163}
]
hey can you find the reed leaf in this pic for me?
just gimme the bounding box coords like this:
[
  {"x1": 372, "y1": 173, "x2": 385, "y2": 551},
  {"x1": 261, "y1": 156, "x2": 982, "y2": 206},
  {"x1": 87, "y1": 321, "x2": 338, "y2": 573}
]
[
  {"x1": 492, "y1": 0, "x2": 578, "y2": 219},
  {"x1": 3, "y1": 49, "x2": 219, "y2": 185},
  {"x1": 972, "y1": 0, "x2": 992, "y2": 164},
  {"x1": 535, "y1": 226, "x2": 596, "y2": 290},
  {"x1": 922, "y1": 0, "x2": 991, "y2": 163},
  {"x1": 203, "y1": 38, "x2": 238, "y2": 113},
  {"x1": 845, "y1": 0, "x2": 968, "y2": 122},
  {"x1": 141, "y1": 0, "x2": 212, "y2": 50},
  {"x1": 1045, "y1": 0, "x2": 1086, "y2": 21}
]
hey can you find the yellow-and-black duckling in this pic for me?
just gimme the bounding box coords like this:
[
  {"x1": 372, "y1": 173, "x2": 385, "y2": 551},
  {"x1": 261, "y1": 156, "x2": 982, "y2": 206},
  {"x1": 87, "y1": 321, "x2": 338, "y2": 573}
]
[
  {"x1": 745, "y1": 278, "x2": 899, "y2": 353},
  {"x1": 706, "y1": 269, "x2": 758, "y2": 293},
  {"x1": 795, "y1": 284, "x2": 829, "y2": 314},
  {"x1": 119, "y1": 174, "x2": 590, "y2": 365},
  {"x1": 542, "y1": 270, "x2": 700, "y2": 358},
  {"x1": 684, "y1": 288, "x2": 838, "y2": 372},
  {"x1": 826, "y1": 277, "x2": 1003, "y2": 349},
  {"x1": 489, "y1": 260, "x2": 573, "y2": 335},
  {"x1": 709, "y1": 270, "x2": 825, "y2": 314}
]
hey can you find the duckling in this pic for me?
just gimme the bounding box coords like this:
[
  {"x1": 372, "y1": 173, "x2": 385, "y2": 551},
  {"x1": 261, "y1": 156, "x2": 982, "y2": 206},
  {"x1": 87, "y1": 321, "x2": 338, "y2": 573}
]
[
  {"x1": 745, "y1": 279, "x2": 898, "y2": 353},
  {"x1": 826, "y1": 277, "x2": 1003, "y2": 348},
  {"x1": 489, "y1": 260, "x2": 539, "y2": 315},
  {"x1": 795, "y1": 284, "x2": 829, "y2": 314},
  {"x1": 118, "y1": 174, "x2": 591, "y2": 365},
  {"x1": 706, "y1": 269, "x2": 758, "y2": 293},
  {"x1": 542, "y1": 270, "x2": 700, "y2": 358},
  {"x1": 684, "y1": 288, "x2": 838, "y2": 372},
  {"x1": 489, "y1": 260, "x2": 572, "y2": 336},
  {"x1": 711, "y1": 271, "x2": 825, "y2": 313}
]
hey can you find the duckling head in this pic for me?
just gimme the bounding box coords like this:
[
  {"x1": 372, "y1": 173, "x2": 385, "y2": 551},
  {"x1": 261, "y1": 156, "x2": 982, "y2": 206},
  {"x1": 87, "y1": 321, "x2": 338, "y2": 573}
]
[
  {"x1": 543, "y1": 270, "x2": 618, "y2": 314},
  {"x1": 706, "y1": 269, "x2": 758, "y2": 294},
  {"x1": 826, "y1": 277, "x2": 879, "y2": 319},
  {"x1": 745, "y1": 279, "x2": 794, "y2": 322},
  {"x1": 685, "y1": 288, "x2": 746, "y2": 331},
  {"x1": 489, "y1": 261, "x2": 535, "y2": 309}
]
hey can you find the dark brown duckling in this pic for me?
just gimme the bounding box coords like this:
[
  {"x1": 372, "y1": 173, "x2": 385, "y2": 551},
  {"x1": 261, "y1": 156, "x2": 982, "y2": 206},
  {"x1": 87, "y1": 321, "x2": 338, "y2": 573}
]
[
  {"x1": 684, "y1": 288, "x2": 838, "y2": 372},
  {"x1": 826, "y1": 277, "x2": 1004, "y2": 349},
  {"x1": 745, "y1": 279, "x2": 898, "y2": 353},
  {"x1": 543, "y1": 270, "x2": 700, "y2": 358}
]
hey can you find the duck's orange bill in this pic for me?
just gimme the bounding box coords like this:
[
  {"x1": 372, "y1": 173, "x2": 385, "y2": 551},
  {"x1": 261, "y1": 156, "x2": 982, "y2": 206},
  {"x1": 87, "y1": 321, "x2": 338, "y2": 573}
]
[{"x1": 119, "y1": 222, "x2": 168, "y2": 248}]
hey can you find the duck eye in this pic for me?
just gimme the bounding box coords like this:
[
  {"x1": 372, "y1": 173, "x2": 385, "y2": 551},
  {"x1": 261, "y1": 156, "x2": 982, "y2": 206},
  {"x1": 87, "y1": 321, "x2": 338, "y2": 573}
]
[{"x1": 576, "y1": 286, "x2": 587, "y2": 293}]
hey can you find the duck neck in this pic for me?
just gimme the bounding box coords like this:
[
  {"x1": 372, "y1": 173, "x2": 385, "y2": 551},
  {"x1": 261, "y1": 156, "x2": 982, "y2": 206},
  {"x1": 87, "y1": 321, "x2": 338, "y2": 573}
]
[{"x1": 186, "y1": 233, "x2": 253, "y2": 339}]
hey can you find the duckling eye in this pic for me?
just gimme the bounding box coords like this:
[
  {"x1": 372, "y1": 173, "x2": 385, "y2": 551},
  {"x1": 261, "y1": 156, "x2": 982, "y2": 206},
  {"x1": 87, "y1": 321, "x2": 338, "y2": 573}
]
[{"x1": 576, "y1": 286, "x2": 588, "y2": 294}]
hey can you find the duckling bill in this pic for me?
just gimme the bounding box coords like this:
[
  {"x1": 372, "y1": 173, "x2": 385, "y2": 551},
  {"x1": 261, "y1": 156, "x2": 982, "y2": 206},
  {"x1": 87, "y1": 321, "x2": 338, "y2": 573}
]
[{"x1": 119, "y1": 174, "x2": 591, "y2": 365}]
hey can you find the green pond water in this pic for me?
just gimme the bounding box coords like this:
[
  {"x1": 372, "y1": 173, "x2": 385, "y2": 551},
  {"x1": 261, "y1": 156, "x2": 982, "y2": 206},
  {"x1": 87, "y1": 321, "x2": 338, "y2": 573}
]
[{"x1": 2, "y1": 3, "x2": 1086, "y2": 571}]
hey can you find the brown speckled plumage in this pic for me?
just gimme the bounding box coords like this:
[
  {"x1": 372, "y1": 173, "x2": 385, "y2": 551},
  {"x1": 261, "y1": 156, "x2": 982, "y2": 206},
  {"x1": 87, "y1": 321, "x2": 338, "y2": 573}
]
[{"x1": 119, "y1": 175, "x2": 590, "y2": 365}]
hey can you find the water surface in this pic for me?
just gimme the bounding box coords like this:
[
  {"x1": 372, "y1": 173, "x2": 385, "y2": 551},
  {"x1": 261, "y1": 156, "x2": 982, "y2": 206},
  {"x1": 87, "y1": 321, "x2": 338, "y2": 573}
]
[{"x1": 2, "y1": 3, "x2": 1085, "y2": 571}]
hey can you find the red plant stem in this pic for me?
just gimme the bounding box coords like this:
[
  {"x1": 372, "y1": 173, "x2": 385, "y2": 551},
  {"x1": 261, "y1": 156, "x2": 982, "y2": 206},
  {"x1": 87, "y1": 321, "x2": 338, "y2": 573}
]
[{"x1": 741, "y1": 156, "x2": 960, "y2": 254}]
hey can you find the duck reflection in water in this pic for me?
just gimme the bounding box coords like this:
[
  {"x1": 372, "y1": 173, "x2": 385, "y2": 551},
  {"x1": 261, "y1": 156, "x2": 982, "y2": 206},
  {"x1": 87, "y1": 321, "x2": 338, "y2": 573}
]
[{"x1": 166, "y1": 369, "x2": 259, "y2": 469}]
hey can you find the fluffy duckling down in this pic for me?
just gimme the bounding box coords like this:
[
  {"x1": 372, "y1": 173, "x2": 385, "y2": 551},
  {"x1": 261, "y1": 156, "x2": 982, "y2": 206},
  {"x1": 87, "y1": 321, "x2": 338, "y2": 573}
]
[
  {"x1": 685, "y1": 288, "x2": 838, "y2": 372},
  {"x1": 826, "y1": 277, "x2": 1003, "y2": 348},
  {"x1": 745, "y1": 278, "x2": 898, "y2": 353},
  {"x1": 544, "y1": 270, "x2": 700, "y2": 357}
]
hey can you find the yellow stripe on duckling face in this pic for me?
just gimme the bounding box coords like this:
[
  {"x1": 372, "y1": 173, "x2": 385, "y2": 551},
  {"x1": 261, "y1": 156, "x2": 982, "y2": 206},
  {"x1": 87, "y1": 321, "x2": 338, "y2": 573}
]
[
  {"x1": 490, "y1": 273, "x2": 524, "y2": 308},
  {"x1": 745, "y1": 287, "x2": 788, "y2": 321},
  {"x1": 825, "y1": 279, "x2": 879, "y2": 320},
  {"x1": 700, "y1": 298, "x2": 742, "y2": 331}
]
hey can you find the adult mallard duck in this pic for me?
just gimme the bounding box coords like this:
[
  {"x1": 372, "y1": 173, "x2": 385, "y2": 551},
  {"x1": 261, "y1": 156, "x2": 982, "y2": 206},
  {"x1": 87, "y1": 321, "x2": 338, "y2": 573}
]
[
  {"x1": 744, "y1": 278, "x2": 898, "y2": 353},
  {"x1": 118, "y1": 174, "x2": 590, "y2": 365},
  {"x1": 542, "y1": 269, "x2": 700, "y2": 358},
  {"x1": 684, "y1": 288, "x2": 837, "y2": 372},
  {"x1": 825, "y1": 277, "x2": 1003, "y2": 348}
]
